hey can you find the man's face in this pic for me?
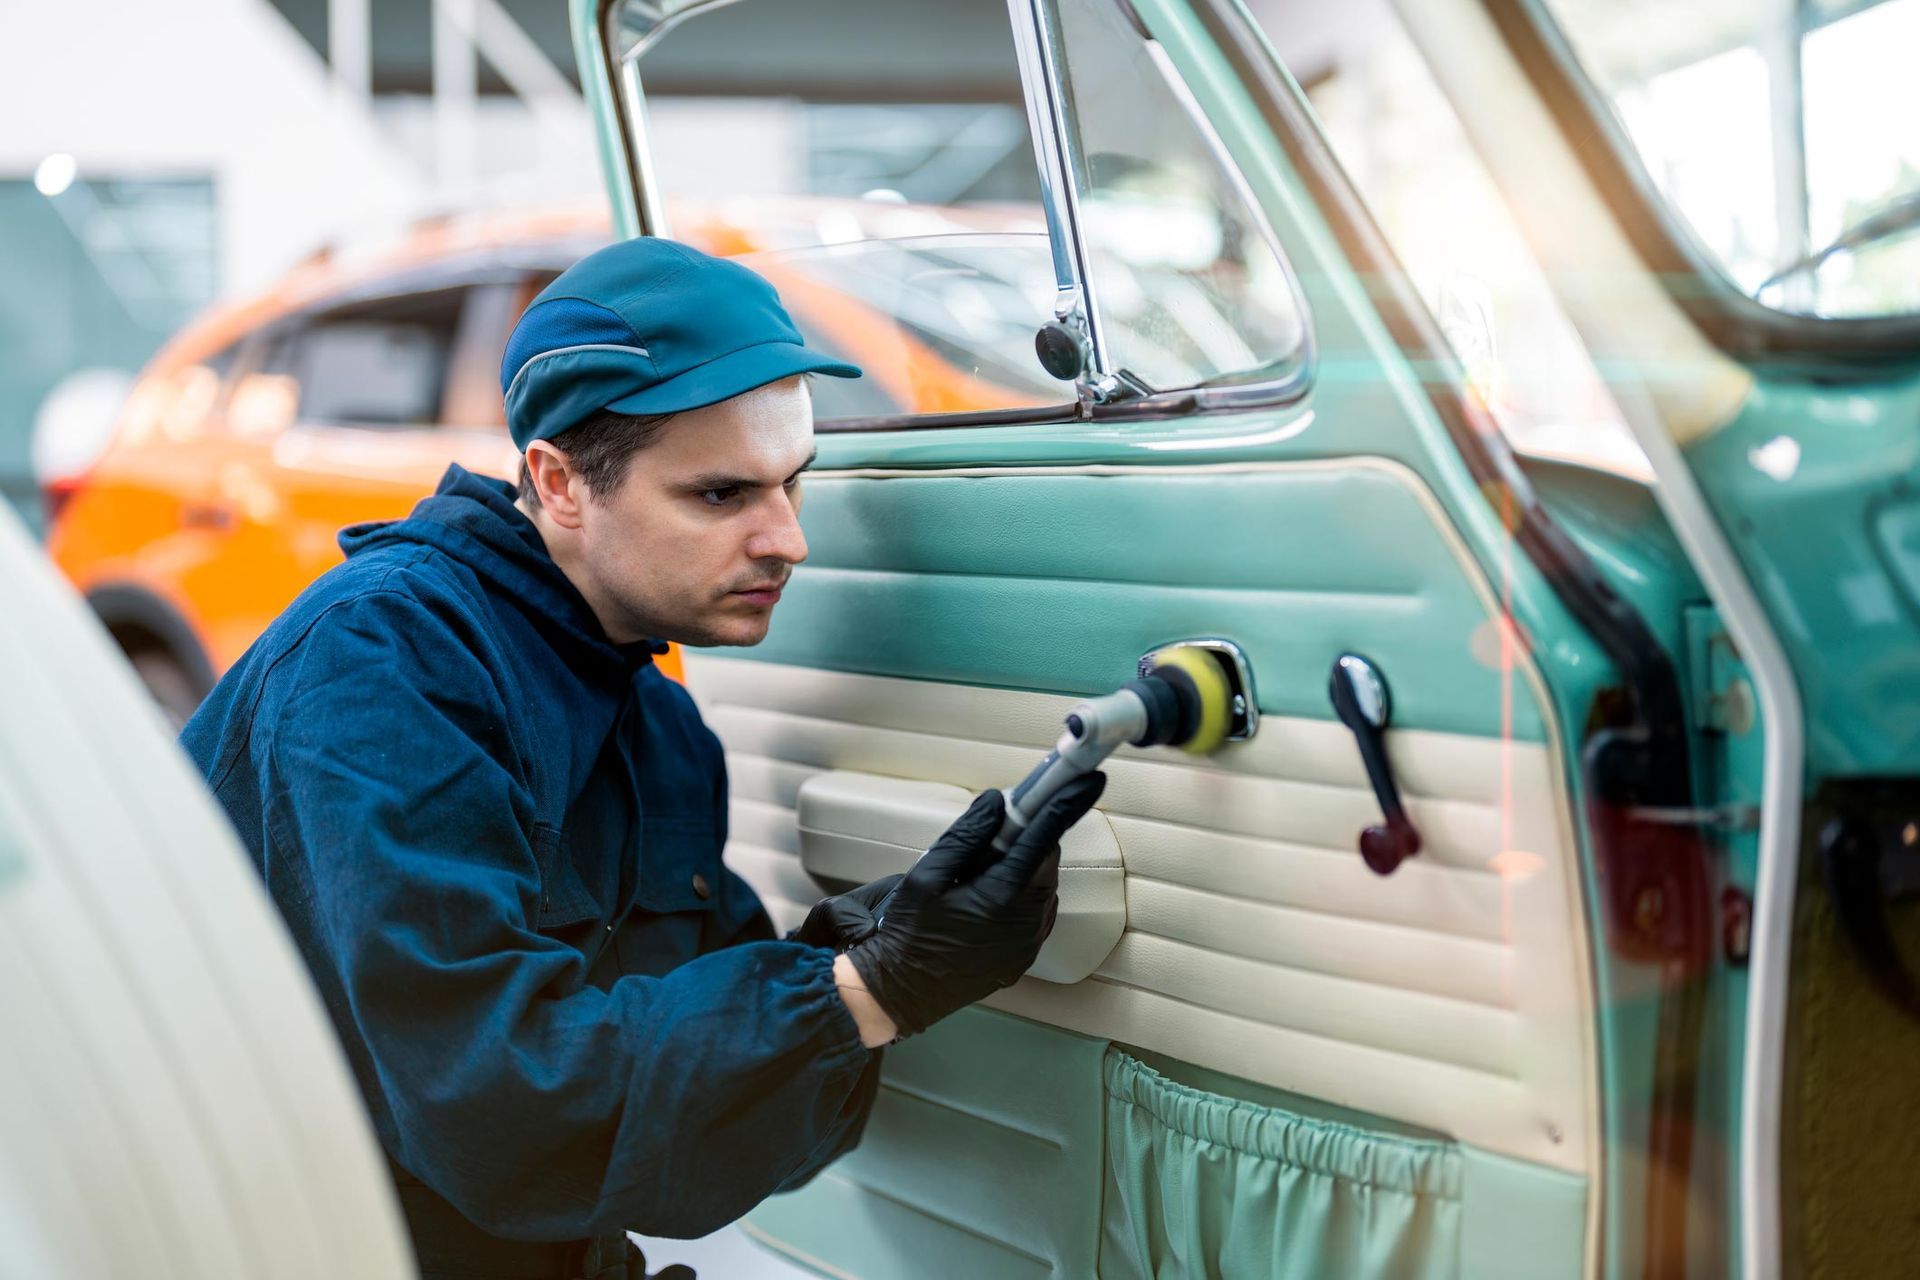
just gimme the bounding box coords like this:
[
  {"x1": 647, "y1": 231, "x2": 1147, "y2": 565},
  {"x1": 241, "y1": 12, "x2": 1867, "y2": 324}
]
[{"x1": 573, "y1": 376, "x2": 815, "y2": 648}]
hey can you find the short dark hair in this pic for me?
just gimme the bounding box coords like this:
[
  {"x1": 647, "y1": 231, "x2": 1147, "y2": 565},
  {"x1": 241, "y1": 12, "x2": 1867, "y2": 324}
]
[{"x1": 518, "y1": 408, "x2": 675, "y2": 509}]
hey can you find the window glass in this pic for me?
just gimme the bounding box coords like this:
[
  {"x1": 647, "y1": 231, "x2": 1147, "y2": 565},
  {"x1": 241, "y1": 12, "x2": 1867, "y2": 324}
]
[
  {"x1": 1050, "y1": 0, "x2": 1308, "y2": 392},
  {"x1": 1537, "y1": 0, "x2": 1920, "y2": 318},
  {"x1": 615, "y1": 0, "x2": 1067, "y2": 421},
  {"x1": 1275, "y1": 0, "x2": 1650, "y2": 478},
  {"x1": 442, "y1": 282, "x2": 521, "y2": 432},
  {"x1": 732, "y1": 231, "x2": 1064, "y2": 420},
  {"x1": 265, "y1": 288, "x2": 468, "y2": 429}
]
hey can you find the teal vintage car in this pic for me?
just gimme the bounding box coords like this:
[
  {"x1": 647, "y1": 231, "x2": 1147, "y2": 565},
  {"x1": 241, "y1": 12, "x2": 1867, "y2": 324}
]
[{"x1": 573, "y1": 1, "x2": 1920, "y2": 1277}]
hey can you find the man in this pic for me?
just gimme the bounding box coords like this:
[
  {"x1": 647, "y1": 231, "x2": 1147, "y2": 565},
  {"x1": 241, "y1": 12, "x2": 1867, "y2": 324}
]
[{"x1": 182, "y1": 238, "x2": 1105, "y2": 1280}]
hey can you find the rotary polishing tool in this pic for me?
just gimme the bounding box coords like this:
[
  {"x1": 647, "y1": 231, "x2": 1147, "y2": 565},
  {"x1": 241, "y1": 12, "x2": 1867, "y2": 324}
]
[
  {"x1": 990, "y1": 645, "x2": 1236, "y2": 853},
  {"x1": 870, "y1": 646, "x2": 1244, "y2": 926}
]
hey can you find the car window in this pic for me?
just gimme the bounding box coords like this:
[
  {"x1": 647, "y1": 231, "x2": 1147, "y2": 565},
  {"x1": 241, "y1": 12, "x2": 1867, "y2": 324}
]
[
  {"x1": 1288, "y1": 0, "x2": 1652, "y2": 479},
  {"x1": 442, "y1": 281, "x2": 522, "y2": 432},
  {"x1": 262, "y1": 287, "x2": 470, "y2": 429},
  {"x1": 608, "y1": 0, "x2": 1072, "y2": 424},
  {"x1": 1536, "y1": 0, "x2": 1920, "y2": 319},
  {"x1": 1048, "y1": 0, "x2": 1308, "y2": 393}
]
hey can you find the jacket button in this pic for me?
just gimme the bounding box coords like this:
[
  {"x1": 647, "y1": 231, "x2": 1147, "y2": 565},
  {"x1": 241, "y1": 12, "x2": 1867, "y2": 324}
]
[{"x1": 691, "y1": 873, "x2": 712, "y2": 900}]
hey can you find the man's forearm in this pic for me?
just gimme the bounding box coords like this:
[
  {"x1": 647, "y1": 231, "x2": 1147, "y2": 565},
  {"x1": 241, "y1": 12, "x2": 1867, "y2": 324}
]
[{"x1": 832, "y1": 952, "x2": 897, "y2": 1048}]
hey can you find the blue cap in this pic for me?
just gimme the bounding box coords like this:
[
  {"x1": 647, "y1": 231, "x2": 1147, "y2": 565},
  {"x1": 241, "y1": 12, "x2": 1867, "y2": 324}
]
[{"x1": 500, "y1": 237, "x2": 861, "y2": 451}]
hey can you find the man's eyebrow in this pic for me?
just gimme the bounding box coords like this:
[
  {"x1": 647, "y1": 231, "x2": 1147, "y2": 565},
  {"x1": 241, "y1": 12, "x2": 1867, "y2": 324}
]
[{"x1": 684, "y1": 448, "x2": 818, "y2": 491}]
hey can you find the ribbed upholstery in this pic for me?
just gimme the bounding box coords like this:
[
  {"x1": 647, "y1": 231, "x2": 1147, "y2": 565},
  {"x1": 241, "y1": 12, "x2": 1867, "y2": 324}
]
[{"x1": 691, "y1": 655, "x2": 1591, "y2": 1173}]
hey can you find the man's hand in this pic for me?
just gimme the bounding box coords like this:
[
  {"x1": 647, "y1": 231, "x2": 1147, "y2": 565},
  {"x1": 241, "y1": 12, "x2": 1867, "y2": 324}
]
[
  {"x1": 788, "y1": 874, "x2": 904, "y2": 951},
  {"x1": 844, "y1": 773, "x2": 1106, "y2": 1039}
]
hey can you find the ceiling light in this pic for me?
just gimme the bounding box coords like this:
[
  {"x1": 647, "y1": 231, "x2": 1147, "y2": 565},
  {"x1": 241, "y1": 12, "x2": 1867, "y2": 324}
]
[{"x1": 34, "y1": 153, "x2": 77, "y2": 197}]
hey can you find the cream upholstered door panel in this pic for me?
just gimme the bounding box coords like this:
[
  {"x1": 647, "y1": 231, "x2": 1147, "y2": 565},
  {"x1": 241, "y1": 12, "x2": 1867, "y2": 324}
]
[
  {"x1": 683, "y1": 457, "x2": 1599, "y2": 1182},
  {"x1": 686, "y1": 654, "x2": 1592, "y2": 1176}
]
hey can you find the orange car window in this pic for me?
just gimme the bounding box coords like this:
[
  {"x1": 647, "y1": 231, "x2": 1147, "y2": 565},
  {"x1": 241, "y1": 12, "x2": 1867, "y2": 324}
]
[{"x1": 264, "y1": 287, "x2": 469, "y2": 430}]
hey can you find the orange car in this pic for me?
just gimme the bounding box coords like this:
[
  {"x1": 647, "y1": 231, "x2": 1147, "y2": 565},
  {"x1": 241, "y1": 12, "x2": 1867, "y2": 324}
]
[{"x1": 44, "y1": 202, "x2": 1057, "y2": 721}]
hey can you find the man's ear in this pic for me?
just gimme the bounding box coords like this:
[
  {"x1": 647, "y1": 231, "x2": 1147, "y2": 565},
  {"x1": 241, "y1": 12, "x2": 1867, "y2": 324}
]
[{"x1": 524, "y1": 441, "x2": 586, "y2": 530}]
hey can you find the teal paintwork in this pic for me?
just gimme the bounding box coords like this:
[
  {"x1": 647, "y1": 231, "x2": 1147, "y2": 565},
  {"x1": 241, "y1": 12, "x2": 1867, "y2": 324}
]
[
  {"x1": 1684, "y1": 373, "x2": 1920, "y2": 775},
  {"x1": 1875, "y1": 500, "x2": 1920, "y2": 620},
  {"x1": 1520, "y1": 458, "x2": 1707, "y2": 676},
  {"x1": 568, "y1": 0, "x2": 642, "y2": 240}
]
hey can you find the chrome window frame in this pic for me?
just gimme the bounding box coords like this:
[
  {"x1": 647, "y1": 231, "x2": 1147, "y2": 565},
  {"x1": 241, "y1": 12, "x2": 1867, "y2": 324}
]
[
  {"x1": 1130, "y1": 33, "x2": 1315, "y2": 411},
  {"x1": 1005, "y1": 0, "x2": 1112, "y2": 397},
  {"x1": 1013, "y1": 0, "x2": 1316, "y2": 409},
  {"x1": 592, "y1": 0, "x2": 1315, "y2": 423}
]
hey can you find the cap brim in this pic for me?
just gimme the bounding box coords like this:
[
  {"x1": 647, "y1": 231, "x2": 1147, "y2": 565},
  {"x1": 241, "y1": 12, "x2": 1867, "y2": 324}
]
[{"x1": 604, "y1": 342, "x2": 861, "y2": 417}]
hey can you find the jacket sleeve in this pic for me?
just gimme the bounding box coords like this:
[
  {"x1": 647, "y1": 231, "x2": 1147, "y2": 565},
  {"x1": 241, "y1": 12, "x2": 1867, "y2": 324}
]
[
  {"x1": 697, "y1": 675, "x2": 886, "y2": 1193},
  {"x1": 257, "y1": 591, "x2": 874, "y2": 1241}
]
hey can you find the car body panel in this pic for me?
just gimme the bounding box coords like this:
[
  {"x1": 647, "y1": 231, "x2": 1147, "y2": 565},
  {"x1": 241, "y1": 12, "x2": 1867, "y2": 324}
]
[{"x1": 1682, "y1": 373, "x2": 1920, "y2": 775}]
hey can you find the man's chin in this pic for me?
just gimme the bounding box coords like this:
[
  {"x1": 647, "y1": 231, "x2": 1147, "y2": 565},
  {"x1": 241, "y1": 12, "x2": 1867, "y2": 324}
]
[{"x1": 664, "y1": 614, "x2": 773, "y2": 649}]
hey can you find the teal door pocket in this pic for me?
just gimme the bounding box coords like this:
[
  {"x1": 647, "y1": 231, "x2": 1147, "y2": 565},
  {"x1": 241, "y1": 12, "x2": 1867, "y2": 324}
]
[
  {"x1": 746, "y1": 1013, "x2": 1589, "y2": 1280},
  {"x1": 1100, "y1": 1051, "x2": 1461, "y2": 1280}
]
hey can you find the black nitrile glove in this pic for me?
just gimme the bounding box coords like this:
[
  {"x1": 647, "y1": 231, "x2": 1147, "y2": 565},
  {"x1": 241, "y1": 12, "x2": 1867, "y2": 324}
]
[
  {"x1": 788, "y1": 873, "x2": 905, "y2": 951},
  {"x1": 846, "y1": 771, "x2": 1107, "y2": 1038}
]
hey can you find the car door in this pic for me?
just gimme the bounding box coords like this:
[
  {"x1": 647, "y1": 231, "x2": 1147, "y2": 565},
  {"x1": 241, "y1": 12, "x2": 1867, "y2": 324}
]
[
  {"x1": 580, "y1": 1, "x2": 1733, "y2": 1277},
  {"x1": 1397, "y1": 3, "x2": 1920, "y2": 1279}
]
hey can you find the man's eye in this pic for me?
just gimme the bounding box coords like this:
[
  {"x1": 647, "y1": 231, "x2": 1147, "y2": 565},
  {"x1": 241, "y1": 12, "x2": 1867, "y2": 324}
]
[{"x1": 699, "y1": 486, "x2": 739, "y2": 506}]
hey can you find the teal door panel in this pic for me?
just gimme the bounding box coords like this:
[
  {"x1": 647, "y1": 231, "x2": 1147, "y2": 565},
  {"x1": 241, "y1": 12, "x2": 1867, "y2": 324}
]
[
  {"x1": 746, "y1": 1007, "x2": 1109, "y2": 1279},
  {"x1": 1457, "y1": 1147, "x2": 1589, "y2": 1280},
  {"x1": 709, "y1": 455, "x2": 1604, "y2": 1278},
  {"x1": 758, "y1": 464, "x2": 1547, "y2": 741}
]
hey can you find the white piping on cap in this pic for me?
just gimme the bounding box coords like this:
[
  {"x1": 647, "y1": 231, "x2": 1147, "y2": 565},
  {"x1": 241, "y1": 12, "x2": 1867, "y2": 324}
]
[{"x1": 503, "y1": 342, "x2": 652, "y2": 409}]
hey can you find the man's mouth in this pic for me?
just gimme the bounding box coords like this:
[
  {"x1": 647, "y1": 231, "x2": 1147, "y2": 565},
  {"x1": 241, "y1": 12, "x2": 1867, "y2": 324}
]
[{"x1": 730, "y1": 581, "x2": 785, "y2": 606}]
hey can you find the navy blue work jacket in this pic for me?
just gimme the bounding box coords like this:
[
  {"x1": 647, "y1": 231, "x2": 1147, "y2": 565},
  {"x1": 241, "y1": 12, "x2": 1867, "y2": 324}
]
[{"x1": 183, "y1": 465, "x2": 878, "y2": 1257}]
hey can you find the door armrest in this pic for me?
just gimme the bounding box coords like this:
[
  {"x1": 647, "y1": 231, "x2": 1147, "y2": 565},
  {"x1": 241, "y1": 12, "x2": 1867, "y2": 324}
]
[{"x1": 796, "y1": 770, "x2": 1125, "y2": 984}]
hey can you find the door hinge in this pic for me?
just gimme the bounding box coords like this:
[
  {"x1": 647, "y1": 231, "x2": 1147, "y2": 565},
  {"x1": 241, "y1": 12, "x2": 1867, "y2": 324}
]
[{"x1": 1685, "y1": 604, "x2": 1758, "y2": 736}]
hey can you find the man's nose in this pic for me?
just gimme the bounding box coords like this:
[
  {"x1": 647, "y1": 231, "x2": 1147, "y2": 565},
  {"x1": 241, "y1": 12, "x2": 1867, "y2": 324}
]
[{"x1": 745, "y1": 490, "x2": 808, "y2": 565}]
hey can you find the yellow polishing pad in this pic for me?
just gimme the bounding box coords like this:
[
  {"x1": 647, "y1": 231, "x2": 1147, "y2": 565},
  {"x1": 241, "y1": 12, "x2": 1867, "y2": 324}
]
[{"x1": 1148, "y1": 646, "x2": 1234, "y2": 755}]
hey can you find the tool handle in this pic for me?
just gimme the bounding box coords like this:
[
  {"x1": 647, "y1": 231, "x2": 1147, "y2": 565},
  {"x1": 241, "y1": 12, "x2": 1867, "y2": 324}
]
[
  {"x1": 993, "y1": 749, "x2": 1081, "y2": 853},
  {"x1": 873, "y1": 700, "x2": 1129, "y2": 922},
  {"x1": 870, "y1": 752, "x2": 1091, "y2": 923}
]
